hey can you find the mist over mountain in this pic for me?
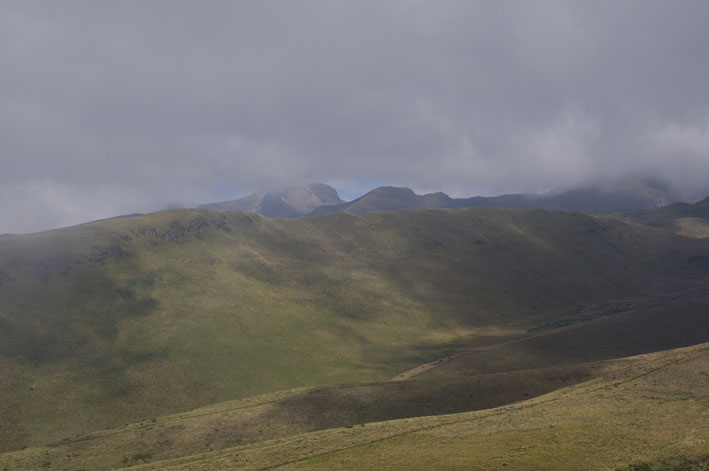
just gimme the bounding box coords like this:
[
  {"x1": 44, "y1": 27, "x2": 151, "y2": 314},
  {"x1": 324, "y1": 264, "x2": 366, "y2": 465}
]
[
  {"x1": 625, "y1": 193, "x2": 709, "y2": 239},
  {"x1": 309, "y1": 186, "x2": 452, "y2": 216},
  {"x1": 207, "y1": 178, "x2": 682, "y2": 218},
  {"x1": 200, "y1": 183, "x2": 342, "y2": 218},
  {"x1": 4, "y1": 2, "x2": 709, "y2": 469},
  {"x1": 458, "y1": 177, "x2": 679, "y2": 213},
  {"x1": 3, "y1": 2, "x2": 709, "y2": 234}
]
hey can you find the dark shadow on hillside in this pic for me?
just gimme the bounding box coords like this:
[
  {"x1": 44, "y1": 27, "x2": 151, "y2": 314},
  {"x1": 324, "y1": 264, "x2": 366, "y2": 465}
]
[
  {"x1": 417, "y1": 285, "x2": 709, "y2": 380},
  {"x1": 260, "y1": 364, "x2": 600, "y2": 433}
]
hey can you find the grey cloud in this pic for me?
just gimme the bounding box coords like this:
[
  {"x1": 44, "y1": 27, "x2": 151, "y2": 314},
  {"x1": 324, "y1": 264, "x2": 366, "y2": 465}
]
[{"x1": 2, "y1": 0, "x2": 709, "y2": 233}]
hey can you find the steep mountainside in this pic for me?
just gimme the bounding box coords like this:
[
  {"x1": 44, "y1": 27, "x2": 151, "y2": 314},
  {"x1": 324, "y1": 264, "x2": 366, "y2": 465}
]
[
  {"x1": 1, "y1": 207, "x2": 708, "y2": 454},
  {"x1": 200, "y1": 183, "x2": 342, "y2": 217}
]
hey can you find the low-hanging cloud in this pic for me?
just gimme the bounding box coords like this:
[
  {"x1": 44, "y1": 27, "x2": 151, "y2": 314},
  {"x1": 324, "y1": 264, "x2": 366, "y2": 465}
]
[{"x1": 2, "y1": 0, "x2": 709, "y2": 233}]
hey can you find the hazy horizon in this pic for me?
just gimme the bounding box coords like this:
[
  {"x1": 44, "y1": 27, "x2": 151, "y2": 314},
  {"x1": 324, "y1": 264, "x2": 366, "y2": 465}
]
[{"x1": 2, "y1": 1, "x2": 709, "y2": 233}]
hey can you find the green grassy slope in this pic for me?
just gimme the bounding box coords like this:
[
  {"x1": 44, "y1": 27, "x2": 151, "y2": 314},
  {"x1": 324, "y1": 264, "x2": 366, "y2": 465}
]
[
  {"x1": 0, "y1": 361, "x2": 617, "y2": 471},
  {"x1": 3, "y1": 342, "x2": 702, "y2": 471},
  {"x1": 267, "y1": 343, "x2": 709, "y2": 471},
  {"x1": 1, "y1": 207, "x2": 708, "y2": 451},
  {"x1": 6, "y1": 287, "x2": 709, "y2": 471},
  {"x1": 130, "y1": 343, "x2": 709, "y2": 470}
]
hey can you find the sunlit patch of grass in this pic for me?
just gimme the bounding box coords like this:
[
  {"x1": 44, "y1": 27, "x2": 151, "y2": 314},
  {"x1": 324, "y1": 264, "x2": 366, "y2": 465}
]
[{"x1": 0, "y1": 207, "x2": 708, "y2": 453}]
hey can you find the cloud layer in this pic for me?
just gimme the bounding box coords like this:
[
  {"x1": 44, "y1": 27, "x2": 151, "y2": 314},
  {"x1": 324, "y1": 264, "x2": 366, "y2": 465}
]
[{"x1": 2, "y1": 1, "x2": 709, "y2": 233}]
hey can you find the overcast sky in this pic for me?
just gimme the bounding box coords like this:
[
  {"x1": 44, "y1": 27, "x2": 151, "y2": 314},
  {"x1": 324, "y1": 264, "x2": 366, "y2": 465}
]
[{"x1": 2, "y1": 1, "x2": 709, "y2": 233}]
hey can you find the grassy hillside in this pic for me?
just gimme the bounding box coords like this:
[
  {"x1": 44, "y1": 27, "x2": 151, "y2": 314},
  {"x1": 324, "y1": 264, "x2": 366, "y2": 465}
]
[
  {"x1": 412, "y1": 284, "x2": 709, "y2": 381},
  {"x1": 0, "y1": 361, "x2": 615, "y2": 470},
  {"x1": 4, "y1": 291, "x2": 709, "y2": 470},
  {"x1": 626, "y1": 197, "x2": 709, "y2": 238},
  {"x1": 1, "y1": 207, "x2": 708, "y2": 451},
  {"x1": 127, "y1": 342, "x2": 709, "y2": 470},
  {"x1": 3, "y1": 342, "x2": 707, "y2": 470}
]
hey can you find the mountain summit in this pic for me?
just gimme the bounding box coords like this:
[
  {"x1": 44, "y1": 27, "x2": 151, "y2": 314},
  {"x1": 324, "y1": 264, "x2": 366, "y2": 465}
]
[
  {"x1": 309, "y1": 178, "x2": 677, "y2": 216},
  {"x1": 200, "y1": 183, "x2": 343, "y2": 218},
  {"x1": 201, "y1": 178, "x2": 679, "y2": 218},
  {"x1": 310, "y1": 186, "x2": 453, "y2": 216}
]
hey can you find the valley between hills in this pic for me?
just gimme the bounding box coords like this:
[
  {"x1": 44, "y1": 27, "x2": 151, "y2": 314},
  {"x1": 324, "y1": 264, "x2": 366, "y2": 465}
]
[{"x1": 1, "y1": 204, "x2": 708, "y2": 470}]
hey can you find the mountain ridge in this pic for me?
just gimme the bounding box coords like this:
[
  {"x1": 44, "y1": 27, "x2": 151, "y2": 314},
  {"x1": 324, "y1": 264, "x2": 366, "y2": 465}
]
[
  {"x1": 309, "y1": 179, "x2": 679, "y2": 216},
  {"x1": 625, "y1": 196, "x2": 709, "y2": 238},
  {"x1": 310, "y1": 186, "x2": 455, "y2": 216},
  {"x1": 197, "y1": 178, "x2": 681, "y2": 219},
  {"x1": 200, "y1": 182, "x2": 343, "y2": 217}
]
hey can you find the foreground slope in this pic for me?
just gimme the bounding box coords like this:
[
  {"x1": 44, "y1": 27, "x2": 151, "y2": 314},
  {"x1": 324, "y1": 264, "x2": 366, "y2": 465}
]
[
  {"x1": 0, "y1": 361, "x2": 616, "y2": 470},
  {"x1": 3, "y1": 290, "x2": 709, "y2": 470},
  {"x1": 1, "y1": 207, "x2": 708, "y2": 451},
  {"x1": 128, "y1": 343, "x2": 709, "y2": 470},
  {"x1": 4, "y1": 342, "x2": 706, "y2": 470}
]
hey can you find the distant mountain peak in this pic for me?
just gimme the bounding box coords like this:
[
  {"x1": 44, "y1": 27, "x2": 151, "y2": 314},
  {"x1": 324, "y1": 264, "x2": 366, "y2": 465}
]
[
  {"x1": 368, "y1": 186, "x2": 416, "y2": 195},
  {"x1": 309, "y1": 179, "x2": 679, "y2": 217},
  {"x1": 695, "y1": 196, "x2": 709, "y2": 207},
  {"x1": 309, "y1": 186, "x2": 454, "y2": 216},
  {"x1": 200, "y1": 183, "x2": 343, "y2": 217},
  {"x1": 202, "y1": 178, "x2": 684, "y2": 219}
]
